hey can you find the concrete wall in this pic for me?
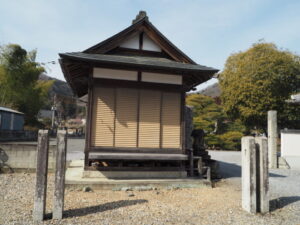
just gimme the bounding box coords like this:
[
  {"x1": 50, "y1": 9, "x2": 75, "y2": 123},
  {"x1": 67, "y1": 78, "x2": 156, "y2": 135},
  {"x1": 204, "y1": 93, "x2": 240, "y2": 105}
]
[
  {"x1": 281, "y1": 129, "x2": 300, "y2": 169},
  {"x1": 0, "y1": 142, "x2": 56, "y2": 171}
]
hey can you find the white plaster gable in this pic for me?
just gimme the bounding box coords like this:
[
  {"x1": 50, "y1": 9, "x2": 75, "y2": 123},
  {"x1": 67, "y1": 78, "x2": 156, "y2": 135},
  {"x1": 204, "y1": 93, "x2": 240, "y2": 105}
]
[{"x1": 119, "y1": 33, "x2": 161, "y2": 52}]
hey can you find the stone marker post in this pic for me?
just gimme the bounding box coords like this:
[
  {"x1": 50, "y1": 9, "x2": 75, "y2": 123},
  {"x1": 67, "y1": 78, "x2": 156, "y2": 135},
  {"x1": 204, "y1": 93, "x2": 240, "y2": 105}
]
[
  {"x1": 242, "y1": 136, "x2": 257, "y2": 213},
  {"x1": 268, "y1": 110, "x2": 278, "y2": 168},
  {"x1": 255, "y1": 137, "x2": 269, "y2": 214},
  {"x1": 33, "y1": 130, "x2": 49, "y2": 222},
  {"x1": 242, "y1": 136, "x2": 269, "y2": 214},
  {"x1": 53, "y1": 130, "x2": 68, "y2": 220}
]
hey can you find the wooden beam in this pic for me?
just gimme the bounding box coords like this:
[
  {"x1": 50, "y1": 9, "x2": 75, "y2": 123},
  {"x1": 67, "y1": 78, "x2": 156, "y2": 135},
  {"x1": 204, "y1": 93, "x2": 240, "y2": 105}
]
[
  {"x1": 88, "y1": 152, "x2": 188, "y2": 161},
  {"x1": 107, "y1": 47, "x2": 172, "y2": 59},
  {"x1": 181, "y1": 92, "x2": 186, "y2": 153},
  {"x1": 84, "y1": 70, "x2": 93, "y2": 168},
  {"x1": 89, "y1": 146, "x2": 182, "y2": 154},
  {"x1": 86, "y1": 167, "x2": 185, "y2": 171},
  {"x1": 93, "y1": 78, "x2": 183, "y2": 92}
]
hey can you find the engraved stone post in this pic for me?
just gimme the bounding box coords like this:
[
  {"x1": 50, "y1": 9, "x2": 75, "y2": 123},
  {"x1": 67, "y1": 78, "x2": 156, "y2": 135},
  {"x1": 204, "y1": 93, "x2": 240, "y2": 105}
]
[
  {"x1": 53, "y1": 130, "x2": 68, "y2": 220},
  {"x1": 255, "y1": 137, "x2": 269, "y2": 213},
  {"x1": 268, "y1": 110, "x2": 278, "y2": 168},
  {"x1": 33, "y1": 130, "x2": 49, "y2": 221},
  {"x1": 242, "y1": 136, "x2": 257, "y2": 213},
  {"x1": 242, "y1": 136, "x2": 269, "y2": 214}
]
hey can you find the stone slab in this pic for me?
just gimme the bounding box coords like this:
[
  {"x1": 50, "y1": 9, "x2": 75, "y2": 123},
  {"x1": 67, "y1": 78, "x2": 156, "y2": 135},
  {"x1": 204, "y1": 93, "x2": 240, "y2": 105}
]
[{"x1": 65, "y1": 160, "x2": 210, "y2": 190}]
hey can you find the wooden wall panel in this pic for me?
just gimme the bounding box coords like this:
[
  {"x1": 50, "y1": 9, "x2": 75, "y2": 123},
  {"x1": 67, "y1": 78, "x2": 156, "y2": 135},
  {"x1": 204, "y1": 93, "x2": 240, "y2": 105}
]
[
  {"x1": 138, "y1": 90, "x2": 161, "y2": 148},
  {"x1": 91, "y1": 87, "x2": 115, "y2": 147},
  {"x1": 162, "y1": 92, "x2": 181, "y2": 149},
  {"x1": 115, "y1": 88, "x2": 138, "y2": 147}
]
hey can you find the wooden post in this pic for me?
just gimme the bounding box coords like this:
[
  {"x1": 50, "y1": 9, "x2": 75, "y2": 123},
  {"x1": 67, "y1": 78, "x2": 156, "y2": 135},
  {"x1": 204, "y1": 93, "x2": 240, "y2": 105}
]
[
  {"x1": 188, "y1": 149, "x2": 194, "y2": 177},
  {"x1": 53, "y1": 130, "x2": 68, "y2": 220},
  {"x1": 206, "y1": 166, "x2": 211, "y2": 182},
  {"x1": 197, "y1": 157, "x2": 203, "y2": 177},
  {"x1": 185, "y1": 106, "x2": 193, "y2": 150},
  {"x1": 33, "y1": 130, "x2": 49, "y2": 222}
]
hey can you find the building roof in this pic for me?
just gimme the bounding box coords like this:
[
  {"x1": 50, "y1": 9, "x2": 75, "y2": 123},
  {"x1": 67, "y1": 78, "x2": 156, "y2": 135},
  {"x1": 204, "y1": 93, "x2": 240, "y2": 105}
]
[
  {"x1": 0, "y1": 106, "x2": 24, "y2": 115},
  {"x1": 60, "y1": 53, "x2": 217, "y2": 74},
  {"x1": 83, "y1": 11, "x2": 196, "y2": 64},
  {"x1": 59, "y1": 11, "x2": 219, "y2": 97}
]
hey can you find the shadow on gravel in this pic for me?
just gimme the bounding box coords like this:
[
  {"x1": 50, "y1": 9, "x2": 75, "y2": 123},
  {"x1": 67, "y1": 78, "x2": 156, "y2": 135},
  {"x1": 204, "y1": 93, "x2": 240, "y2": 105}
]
[
  {"x1": 270, "y1": 196, "x2": 300, "y2": 212},
  {"x1": 218, "y1": 161, "x2": 286, "y2": 178},
  {"x1": 59, "y1": 199, "x2": 148, "y2": 218}
]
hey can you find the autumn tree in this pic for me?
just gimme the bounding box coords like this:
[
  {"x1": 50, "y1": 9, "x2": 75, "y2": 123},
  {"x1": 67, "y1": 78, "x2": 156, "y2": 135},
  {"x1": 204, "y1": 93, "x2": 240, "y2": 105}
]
[
  {"x1": 219, "y1": 42, "x2": 300, "y2": 131},
  {"x1": 0, "y1": 44, "x2": 53, "y2": 125}
]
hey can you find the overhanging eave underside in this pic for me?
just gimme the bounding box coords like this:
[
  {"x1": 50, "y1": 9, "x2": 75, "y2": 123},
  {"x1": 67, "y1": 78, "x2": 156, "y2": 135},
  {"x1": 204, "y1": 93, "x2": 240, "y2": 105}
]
[{"x1": 59, "y1": 54, "x2": 218, "y2": 97}]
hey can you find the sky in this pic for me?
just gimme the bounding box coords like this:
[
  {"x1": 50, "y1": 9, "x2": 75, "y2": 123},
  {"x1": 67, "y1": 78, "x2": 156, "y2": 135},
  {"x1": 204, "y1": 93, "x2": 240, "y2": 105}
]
[{"x1": 1, "y1": 0, "x2": 300, "y2": 90}]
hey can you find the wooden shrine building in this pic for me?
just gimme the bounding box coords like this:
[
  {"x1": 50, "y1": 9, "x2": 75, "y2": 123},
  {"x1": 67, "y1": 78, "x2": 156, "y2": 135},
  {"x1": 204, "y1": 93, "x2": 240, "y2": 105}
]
[{"x1": 59, "y1": 11, "x2": 218, "y2": 178}]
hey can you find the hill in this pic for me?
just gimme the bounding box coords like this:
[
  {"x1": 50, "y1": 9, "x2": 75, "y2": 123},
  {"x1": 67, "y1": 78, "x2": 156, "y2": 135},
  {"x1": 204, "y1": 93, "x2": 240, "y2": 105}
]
[
  {"x1": 39, "y1": 73, "x2": 73, "y2": 97},
  {"x1": 199, "y1": 82, "x2": 221, "y2": 98}
]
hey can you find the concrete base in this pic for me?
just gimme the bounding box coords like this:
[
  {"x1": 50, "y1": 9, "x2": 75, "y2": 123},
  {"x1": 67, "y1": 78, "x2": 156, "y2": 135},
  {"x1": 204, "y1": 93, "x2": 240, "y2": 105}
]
[
  {"x1": 83, "y1": 170, "x2": 187, "y2": 179},
  {"x1": 66, "y1": 160, "x2": 211, "y2": 190}
]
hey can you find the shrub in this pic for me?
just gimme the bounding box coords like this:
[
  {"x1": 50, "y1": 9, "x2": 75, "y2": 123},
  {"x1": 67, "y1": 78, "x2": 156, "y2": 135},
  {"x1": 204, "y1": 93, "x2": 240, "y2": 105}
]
[{"x1": 218, "y1": 131, "x2": 243, "y2": 150}]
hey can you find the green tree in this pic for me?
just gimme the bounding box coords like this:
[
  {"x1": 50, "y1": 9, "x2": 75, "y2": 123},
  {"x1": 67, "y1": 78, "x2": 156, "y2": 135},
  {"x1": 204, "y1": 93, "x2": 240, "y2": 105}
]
[
  {"x1": 219, "y1": 42, "x2": 300, "y2": 131},
  {"x1": 186, "y1": 93, "x2": 225, "y2": 133},
  {"x1": 0, "y1": 44, "x2": 53, "y2": 125},
  {"x1": 186, "y1": 93, "x2": 245, "y2": 150}
]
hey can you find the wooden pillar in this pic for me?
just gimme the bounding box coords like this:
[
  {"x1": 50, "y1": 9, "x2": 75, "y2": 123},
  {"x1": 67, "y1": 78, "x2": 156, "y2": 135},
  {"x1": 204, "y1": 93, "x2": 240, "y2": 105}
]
[
  {"x1": 185, "y1": 106, "x2": 193, "y2": 150},
  {"x1": 85, "y1": 73, "x2": 94, "y2": 168},
  {"x1": 53, "y1": 130, "x2": 67, "y2": 220},
  {"x1": 206, "y1": 166, "x2": 211, "y2": 182},
  {"x1": 188, "y1": 149, "x2": 194, "y2": 177},
  {"x1": 33, "y1": 130, "x2": 49, "y2": 222},
  {"x1": 197, "y1": 157, "x2": 203, "y2": 177}
]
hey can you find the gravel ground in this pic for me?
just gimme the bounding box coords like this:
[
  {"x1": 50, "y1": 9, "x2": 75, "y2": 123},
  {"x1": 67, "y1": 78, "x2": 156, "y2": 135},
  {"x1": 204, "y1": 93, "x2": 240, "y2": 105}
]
[{"x1": 1, "y1": 172, "x2": 300, "y2": 225}]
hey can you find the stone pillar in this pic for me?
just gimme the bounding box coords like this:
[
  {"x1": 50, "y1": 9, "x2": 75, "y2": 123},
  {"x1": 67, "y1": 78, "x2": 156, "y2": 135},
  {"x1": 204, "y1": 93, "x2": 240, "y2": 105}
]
[
  {"x1": 33, "y1": 130, "x2": 49, "y2": 222},
  {"x1": 241, "y1": 136, "x2": 257, "y2": 213},
  {"x1": 255, "y1": 137, "x2": 269, "y2": 214},
  {"x1": 242, "y1": 136, "x2": 269, "y2": 214},
  {"x1": 268, "y1": 110, "x2": 278, "y2": 168},
  {"x1": 53, "y1": 130, "x2": 68, "y2": 220}
]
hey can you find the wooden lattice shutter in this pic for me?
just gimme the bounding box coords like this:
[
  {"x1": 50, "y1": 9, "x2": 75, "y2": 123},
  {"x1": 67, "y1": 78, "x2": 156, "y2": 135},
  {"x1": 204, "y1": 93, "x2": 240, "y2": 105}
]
[
  {"x1": 91, "y1": 87, "x2": 115, "y2": 147},
  {"x1": 138, "y1": 90, "x2": 161, "y2": 148},
  {"x1": 115, "y1": 88, "x2": 138, "y2": 147},
  {"x1": 161, "y1": 92, "x2": 181, "y2": 149}
]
